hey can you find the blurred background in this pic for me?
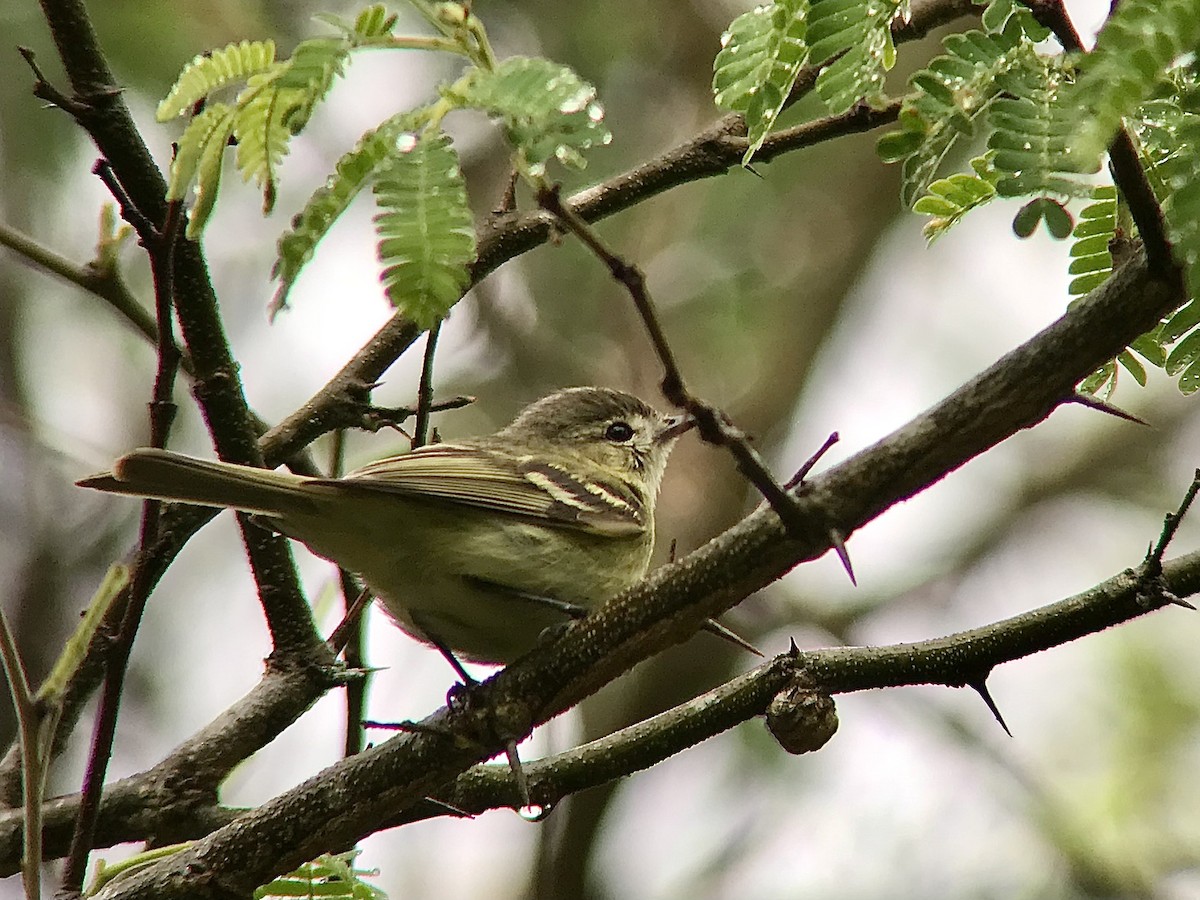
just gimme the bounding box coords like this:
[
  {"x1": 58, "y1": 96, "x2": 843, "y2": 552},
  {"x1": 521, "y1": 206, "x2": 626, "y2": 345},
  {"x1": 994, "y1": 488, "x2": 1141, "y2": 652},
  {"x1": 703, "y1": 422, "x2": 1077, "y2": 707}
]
[{"x1": 3, "y1": 0, "x2": 1200, "y2": 897}]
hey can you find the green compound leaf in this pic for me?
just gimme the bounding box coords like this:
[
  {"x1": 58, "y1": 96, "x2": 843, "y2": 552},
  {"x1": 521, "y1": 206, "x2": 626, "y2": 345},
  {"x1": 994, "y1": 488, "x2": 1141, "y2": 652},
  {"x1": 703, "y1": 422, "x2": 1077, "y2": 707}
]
[
  {"x1": 877, "y1": 25, "x2": 1040, "y2": 207},
  {"x1": 1133, "y1": 80, "x2": 1200, "y2": 394},
  {"x1": 1070, "y1": 184, "x2": 1176, "y2": 397},
  {"x1": 233, "y1": 76, "x2": 295, "y2": 215},
  {"x1": 808, "y1": 0, "x2": 903, "y2": 115},
  {"x1": 913, "y1": 154, "x2": 999, "y2": 242},
  {"x1": 372, "y1": 130, "x2": 475, "y2": 328},
  {"x1": 271, "y1": 112, "x2": 425, "y2": 317},
  {"x1": 157, "y1": 40, "x2": 277, "y2": 121},
  {"x1": 987, "y1": 60, "x2": 1098, "y2": 200},
  {"x1": 712, "y1": 0, "x2": 809, "y2": 164},
  {"x1": 270, "y1": 36, "x2": 353, "y2": 135},
  {"x1": 1156, "y1": 115, "x2": 1200, "y2": 307},
  {"x1": 162, "y1": 34, "x2": 356, "y2": 234},
  {"x1": 453, "y1": 57, "x2": 611, "y2": 174},
  {"x1": 1067, "y1": 186, "x2": 1116, "y2": 296},
  {"x1": 1066, "y1": 0, "x2": 1200, "y2": 168},
  {"x1": 354, "y1": 3, "x2": 399, "y2": 37}
]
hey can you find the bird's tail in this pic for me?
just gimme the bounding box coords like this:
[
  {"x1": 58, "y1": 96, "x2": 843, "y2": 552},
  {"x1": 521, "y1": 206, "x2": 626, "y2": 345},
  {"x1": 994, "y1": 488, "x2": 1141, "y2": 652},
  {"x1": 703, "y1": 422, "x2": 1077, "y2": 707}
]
[{"x1": 76, "y1": 448, "x2": 322, "y2": 516}]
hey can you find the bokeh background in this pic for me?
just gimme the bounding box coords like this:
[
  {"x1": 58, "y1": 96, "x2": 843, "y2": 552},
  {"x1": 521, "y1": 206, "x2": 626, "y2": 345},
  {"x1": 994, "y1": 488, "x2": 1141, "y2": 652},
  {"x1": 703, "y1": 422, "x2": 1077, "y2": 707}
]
[{"x1": 2, "y1": 0, "x2": 1199, "y2": 897}]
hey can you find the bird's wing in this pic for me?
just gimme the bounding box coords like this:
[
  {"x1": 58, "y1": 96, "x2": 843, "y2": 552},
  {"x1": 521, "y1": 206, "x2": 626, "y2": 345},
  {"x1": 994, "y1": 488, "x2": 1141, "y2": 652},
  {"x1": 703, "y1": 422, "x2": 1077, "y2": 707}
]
[{"x1": 330, "y1": 443, "x2": 647, "y2": 536}]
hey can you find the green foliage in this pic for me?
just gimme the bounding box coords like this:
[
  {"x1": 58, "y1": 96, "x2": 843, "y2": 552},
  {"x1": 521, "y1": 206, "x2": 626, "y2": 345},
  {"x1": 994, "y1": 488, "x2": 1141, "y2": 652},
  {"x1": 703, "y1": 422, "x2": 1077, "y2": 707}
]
[
  {"x1": 372, "y1": 129, "x2": 475, "y2": 328},
  {"x1": 159, "y1": 3, "x2": 611, "y2": 319},
  {"x1": 987, "y1": 61, "x2": 1096, "y2": 200},
  {"x1": 710, "y1": 0, "x2": 909, "y2": 162},
  {"x1": 877, "y1": 24, "x2": 1046, "y2": 207},
  {"x1": 163, "y1": 34, "x2": 360, "y2": 234},
  {"x1": 712, "y1": 0, "x2": 809, "y2": 163},
  {"x1": 1127, "y1": 75, "x2": 1200, "y2": 393},
  {"x1": 1067, "y1": 187, "x2": 1117, "y2": 297},
  {"x1": 912, "y1": 155, "x2": 999, "y2": 242},
  {"x1": 876, "y1": 0, "x2": 1200, "y2": 398},
  {"x1": 879, "y1": 6, "x2": 1097, "y2": 245},
  {"x1": 169, "y1": 102, "x2": 238, "y2": 239},
  {"x1": 808, "y1": 0, "x2": 901, "y2": 115},
  {"x1": 255, "y1": 852, "x2": 386, "y2": 900},
  {"x1": 1012, "y1": 196, "x2": 1072, "y2": 239},
  {"x1": 452, "y1": 57, "x2": 612, "y2": 174},
  {"x1": 271, "y1": 112, "x2": 425, "y2": 317},
  {"x1": 156, "y1": 40, "x2": 277, "y2": 121},
  {"x1": 1071, "y1": 187, "x2": 1171, "y2": 397},
  {"x1": 1066, "y1": 0, "x2": 1200, "y2": 167}
]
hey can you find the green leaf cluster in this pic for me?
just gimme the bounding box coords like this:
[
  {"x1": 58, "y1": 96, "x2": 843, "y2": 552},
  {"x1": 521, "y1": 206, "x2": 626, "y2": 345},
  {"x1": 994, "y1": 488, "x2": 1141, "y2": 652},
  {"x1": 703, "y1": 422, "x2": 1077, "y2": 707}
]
[
  {"x1": 875, "y1": 0, "x2": 1200, "y2": 397},
  {"x1": 451, "y1": 57, "x2": 612, "y2": 175},
  {"x1": 876, "y1": 17, "x2": 1072, "y2": 209},
  {"x1": 160, "y1": 26, "x2": 377, "y2": 235},
  {"x1": 158, "y1": 2, "x2": 612, "y2": 326},
  {"x1": 712, "y1": 0, "x2": 809, "y2": 163},
  {"x1": 912, "y1": 154, "x2": 998, "y2": 243},
  {"x1": 807, "y1": 0, "x2": 902, "y2": 115},
  {"x1": 1055, "y1": 3, "x2": 1200, "y2": 395},
  {"x1": 1065, "y1": 0, "x2": 1200, "y2": 167},
  {"x1": 711, "y1": 0, "x2": 907, "y2": 164},
  {"x1": 1071, "y1": 187, "x2": 1165, "y2": 397}
]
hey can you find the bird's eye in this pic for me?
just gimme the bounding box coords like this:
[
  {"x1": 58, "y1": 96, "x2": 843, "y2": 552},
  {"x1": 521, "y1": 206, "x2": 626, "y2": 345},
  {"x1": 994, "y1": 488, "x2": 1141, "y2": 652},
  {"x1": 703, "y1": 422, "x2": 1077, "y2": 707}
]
[{"x1": 605, "y1": 421, "x2": 635, "y2": 442}]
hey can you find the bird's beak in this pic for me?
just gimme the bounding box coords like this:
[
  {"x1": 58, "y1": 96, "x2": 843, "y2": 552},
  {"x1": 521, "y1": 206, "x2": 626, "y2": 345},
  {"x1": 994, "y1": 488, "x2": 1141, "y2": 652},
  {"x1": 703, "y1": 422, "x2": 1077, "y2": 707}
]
[{"x1": 659, "y1": 412, "x2": 695, "y2": 442}]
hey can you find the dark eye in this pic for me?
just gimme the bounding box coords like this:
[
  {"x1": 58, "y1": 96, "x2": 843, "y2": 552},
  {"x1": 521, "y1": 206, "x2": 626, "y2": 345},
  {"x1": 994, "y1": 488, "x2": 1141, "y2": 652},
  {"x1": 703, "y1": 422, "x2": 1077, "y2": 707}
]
[{"x1": 605, "y1": 421, "x2": 635, "y2": 442}]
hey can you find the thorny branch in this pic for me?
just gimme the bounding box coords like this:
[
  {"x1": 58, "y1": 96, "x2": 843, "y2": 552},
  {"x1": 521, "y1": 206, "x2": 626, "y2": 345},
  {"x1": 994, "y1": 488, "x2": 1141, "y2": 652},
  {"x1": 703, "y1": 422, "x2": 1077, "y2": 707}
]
[{"x1": 60, "y1": 156, "x2": 186, "y2": 892}]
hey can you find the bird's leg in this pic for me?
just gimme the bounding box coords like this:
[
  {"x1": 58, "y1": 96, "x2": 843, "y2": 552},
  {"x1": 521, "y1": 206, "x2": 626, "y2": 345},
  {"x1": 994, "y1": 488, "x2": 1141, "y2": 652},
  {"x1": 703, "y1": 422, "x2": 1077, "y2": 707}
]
[{"x1": 410, "y1": 612, "x2": 532, "y2": 808}]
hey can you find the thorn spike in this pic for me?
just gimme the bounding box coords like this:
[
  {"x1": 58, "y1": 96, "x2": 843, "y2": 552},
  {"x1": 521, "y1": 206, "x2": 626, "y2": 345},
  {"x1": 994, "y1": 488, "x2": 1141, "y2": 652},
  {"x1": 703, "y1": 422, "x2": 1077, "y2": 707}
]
[
  {"x1": 970, "y1": 680, "x2": 1012, "y2": 737},
  {"x1": 829, "y1": 529, "x2": 856, "y2": 586},
  {"x1": 1164, "y1": 593, "x2": 1197, "y2": 611},
  {"x1": 1067, "y1": 392, "x2": 1150, "y2": 426},
  {"x1": 702, "y1": 618, "x2": 763, "y2": 656}
]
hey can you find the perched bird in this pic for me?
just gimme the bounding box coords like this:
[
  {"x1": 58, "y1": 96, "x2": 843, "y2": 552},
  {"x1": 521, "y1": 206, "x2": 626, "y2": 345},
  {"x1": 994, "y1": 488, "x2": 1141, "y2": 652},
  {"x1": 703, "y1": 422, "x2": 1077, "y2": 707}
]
[{"x1": 79, "y1": 387, "x2": 750, "y2": 666}]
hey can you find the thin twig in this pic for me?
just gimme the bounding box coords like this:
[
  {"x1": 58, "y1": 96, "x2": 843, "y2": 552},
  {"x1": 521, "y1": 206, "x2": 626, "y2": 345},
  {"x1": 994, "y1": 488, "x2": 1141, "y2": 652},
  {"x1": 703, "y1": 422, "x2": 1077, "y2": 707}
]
[
  {"x1": 1137, "y1": 470, "x2": 1200, "y2": 610},
  {"x1": 412, "y1": 322, "x2": 441, "y2": 449},
  {"x1": 0, "y1": 612, "x2": 42, "y2": 900},
  {"x1": 62, "y1": 160, "x2": 186, "y2": 893},
  {"x1": 325, "y1": 428, "x2": 370, "y2": 758}
]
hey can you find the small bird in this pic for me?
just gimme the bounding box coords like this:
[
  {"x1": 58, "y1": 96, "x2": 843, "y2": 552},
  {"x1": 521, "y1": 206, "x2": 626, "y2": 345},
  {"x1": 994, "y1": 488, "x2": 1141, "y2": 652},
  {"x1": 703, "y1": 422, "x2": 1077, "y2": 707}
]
[{"x1": 79, "y1": 387, "x2": 751, "y2": 667}]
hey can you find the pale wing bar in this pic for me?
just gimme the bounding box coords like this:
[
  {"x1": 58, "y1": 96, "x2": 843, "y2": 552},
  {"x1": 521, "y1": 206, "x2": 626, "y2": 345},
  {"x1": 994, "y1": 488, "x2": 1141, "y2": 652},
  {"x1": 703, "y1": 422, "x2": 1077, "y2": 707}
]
[{"x1": 333, "y1": 443, "x2": 646, "y2": 536}]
